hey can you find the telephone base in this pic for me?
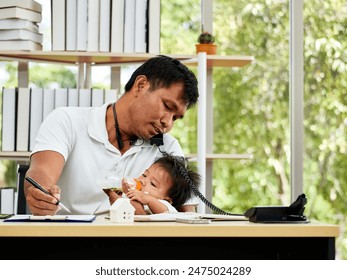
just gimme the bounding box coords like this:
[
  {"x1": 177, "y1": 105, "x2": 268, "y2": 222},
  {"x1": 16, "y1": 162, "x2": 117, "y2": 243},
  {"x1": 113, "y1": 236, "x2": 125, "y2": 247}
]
[
  {"x1": 244, "y1": 206, "x2": 309, "y2": 223},
  {"x1": 244, "y1": 194, "x2": 309, "y2": 223}
]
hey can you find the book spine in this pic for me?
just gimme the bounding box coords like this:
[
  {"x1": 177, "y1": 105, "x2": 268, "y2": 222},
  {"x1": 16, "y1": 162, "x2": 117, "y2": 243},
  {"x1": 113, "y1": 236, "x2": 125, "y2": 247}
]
[
  {"x1": 0, "y1": 187, "x2": 15, "y2": 214},
  {"x1": 76, "y1": 0, "x2": 88, "y2": 51},
  {"x1": 51, "y1": 0, "x2": 65, "y2": 51},
  {"x1": 16, "y1": 87, "x2": 30, "y2": 152},
  {"x1": 99, "y1": 0, "x2": 111, "y2": 52},
  {"x1": 87, "y1": 0, "x2": 99, "y2": 52},
  {"x1": 29, "y1": 87, "x2": 43, "y2": 151},
  {"x1": 66, "y1": 0, "x2": 77, "y2": 51},
  {"x1": 91, "y1": 88, "x2": 104, "y2": 107},
  {"x1": 78, "y1": 88, "x2": 91, "y2": 107},
  {"x1": 1, "y1": 88, "x2": 17, "y2": 151},
  {"x1": 123, "y1": 0, "x2": 135, "y2": 53},
  {"x1": 110, "y1": 0, "x2": 124, "y2": 53}
]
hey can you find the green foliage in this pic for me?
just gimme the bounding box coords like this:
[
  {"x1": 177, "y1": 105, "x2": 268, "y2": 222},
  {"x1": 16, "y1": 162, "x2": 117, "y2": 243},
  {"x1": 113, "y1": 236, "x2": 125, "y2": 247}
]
[
  {"x1": 161, "y1": 0, "x2": 200, "y2": 54},
  {"x1": 161, "y1": 0, "x2": 347, "y2": 259},
  {"x1": 29, "y1": 64, "x2": 77, "y2": 88}
]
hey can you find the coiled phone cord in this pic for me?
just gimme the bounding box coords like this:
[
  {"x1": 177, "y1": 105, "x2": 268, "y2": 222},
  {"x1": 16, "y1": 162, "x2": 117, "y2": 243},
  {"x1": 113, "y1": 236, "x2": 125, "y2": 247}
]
[{"x1": 158, "y1": 148, "x2": 244, "y2": 216}]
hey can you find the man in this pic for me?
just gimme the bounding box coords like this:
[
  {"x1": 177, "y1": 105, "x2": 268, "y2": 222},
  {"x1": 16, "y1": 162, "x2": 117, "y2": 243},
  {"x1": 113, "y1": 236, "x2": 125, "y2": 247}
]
[{"x1": 24, "y1": 55, "x2": 199, "y2": 215}]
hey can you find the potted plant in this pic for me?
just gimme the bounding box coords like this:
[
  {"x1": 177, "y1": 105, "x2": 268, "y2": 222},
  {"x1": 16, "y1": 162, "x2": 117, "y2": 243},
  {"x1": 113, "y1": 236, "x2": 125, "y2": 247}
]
[{"x1": 195, "y1": 26, "x2": 217, "y2": 55}]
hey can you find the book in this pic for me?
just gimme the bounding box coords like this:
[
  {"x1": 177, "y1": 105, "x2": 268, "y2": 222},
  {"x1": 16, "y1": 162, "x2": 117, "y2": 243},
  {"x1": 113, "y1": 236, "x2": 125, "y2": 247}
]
[
  {"x1": 99, "y1": 0, "x2": 111, "y2": 52},
  {"x1": 42, "y1": 88, "x2": 55, "y2": 119},
  {"x1": 0, "y1": 6, "x2": 42, "y2": 23},
  {"x1": 0, "y1": 28, "x2": 43, "y2": 44},
  {"x1": 29, "y1": 87, "x2": 43, "y2": 151},
  {"x1": 110, "y1": 0, "x2": 124, "y2": 53},
  {"x1": 86, "y1": 0, "x2": 99, "y2": 52},
  {"x1": 0, "y1": 187, "x2": 15, "y2": 214},
  {"x1": 91, "y1": 88, "x2": 104, "y2": 107},
  {"x1": 54, "y1": 88, "x2": 68, "y2": 108},
  {"x1": 123, "y1": 0, "x2": 135, "y2": 53},
  {"x1": 4, "y1": 214, "x2": 96, "y2": 222},
  {"x1": 78, "y1": 88, "x2": 91, "y2": 107},
  {"x1": 0, "y1": 39, "x2": 42, "y2": 50},
  {"x1": 66, "y1": 0, "x2": 77, "y2": 51},
  {"x1": 0, "y1": 0, "x2": 42, "y2": 13},
  {"x1": 76, "y1": 0, "x2": 88, "y2": 51},
  {"x1": 0, "y1": 18, "x2": 39, "y2": 32},
  {"x1": 147, "y1": 0, "x2": 161, "y2": 53},
  {"x1": 16, "y1": 87, "x2": 30, "y2": 152},
  {"x1": 67, "y1": 88, "x2": 79, "y2": 107},
  {"x1": 51, "y1": 0, "x2": 65, "y2": 51},
  {"x1": 134, "y1": 0, "x2": 147, "y2": 53},
  {"x1": 104, "y1": 89, "x2": 118, "y2": 104},
  {"x1": 1, "y1": 88, "x2": 17, "y2": 152}
]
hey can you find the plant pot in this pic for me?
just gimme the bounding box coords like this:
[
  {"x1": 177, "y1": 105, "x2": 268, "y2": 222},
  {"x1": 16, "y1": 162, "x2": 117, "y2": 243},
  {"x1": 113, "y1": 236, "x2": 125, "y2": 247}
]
[{"x1": 195, "y1": 43, "x2": 217, "y2": 55}]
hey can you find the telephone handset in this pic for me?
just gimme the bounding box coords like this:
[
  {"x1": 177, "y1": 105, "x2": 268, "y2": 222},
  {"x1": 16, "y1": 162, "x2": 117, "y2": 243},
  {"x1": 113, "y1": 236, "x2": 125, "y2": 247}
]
[
  {"x1": 149, "y1": 133, "x2": 164, "y2": 146},
  {"x1": 152, "y1": 137, "x2": 243, "y2": 216}
]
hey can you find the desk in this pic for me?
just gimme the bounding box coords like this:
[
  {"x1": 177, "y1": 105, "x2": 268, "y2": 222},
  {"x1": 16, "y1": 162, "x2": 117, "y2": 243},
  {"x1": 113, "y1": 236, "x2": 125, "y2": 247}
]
[{"x1": 0, "y1": 216, "x2": 339, "y2": 260}]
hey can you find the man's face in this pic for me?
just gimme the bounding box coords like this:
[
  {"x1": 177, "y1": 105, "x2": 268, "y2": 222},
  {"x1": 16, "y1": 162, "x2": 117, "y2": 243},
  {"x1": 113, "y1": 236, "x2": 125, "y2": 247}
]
[{"x1": 128, "y1": 82, "x2": 187, "y2": 140}]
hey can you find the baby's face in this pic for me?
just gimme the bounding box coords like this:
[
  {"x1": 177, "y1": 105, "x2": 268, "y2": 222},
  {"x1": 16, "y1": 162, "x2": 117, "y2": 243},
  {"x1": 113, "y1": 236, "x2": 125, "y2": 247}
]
[{"x1": 136, "y1": 164, "x2": 172, "y2": 201}]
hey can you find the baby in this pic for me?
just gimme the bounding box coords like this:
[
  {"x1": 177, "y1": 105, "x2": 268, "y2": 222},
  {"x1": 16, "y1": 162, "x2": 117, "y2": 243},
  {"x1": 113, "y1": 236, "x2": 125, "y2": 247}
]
[{"x1": 104, "y1": 153, "x2": 201, "y2": 214}]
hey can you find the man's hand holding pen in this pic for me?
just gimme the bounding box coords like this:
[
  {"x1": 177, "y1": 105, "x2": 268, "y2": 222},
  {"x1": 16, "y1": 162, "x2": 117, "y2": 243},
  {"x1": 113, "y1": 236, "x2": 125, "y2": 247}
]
[
  {"x1": 25, "y1": 177, "x2": 71, "y2": 215},
  {"x1": 26, "y1": 184, "x2": 61, "y2": 215}
]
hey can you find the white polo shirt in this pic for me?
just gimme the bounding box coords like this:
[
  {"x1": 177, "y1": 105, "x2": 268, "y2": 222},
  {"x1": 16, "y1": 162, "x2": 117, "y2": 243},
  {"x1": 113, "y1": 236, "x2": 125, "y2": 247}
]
[{"x1": 32, "y1": 103, "x2": 198, "y2": 214}]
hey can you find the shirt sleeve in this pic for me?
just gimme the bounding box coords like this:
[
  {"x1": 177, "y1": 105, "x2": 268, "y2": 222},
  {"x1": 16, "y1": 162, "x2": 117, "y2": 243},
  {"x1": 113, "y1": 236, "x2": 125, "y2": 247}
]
[{"x1": 31, "y1": 108, "x2": 74, "y2": 161}]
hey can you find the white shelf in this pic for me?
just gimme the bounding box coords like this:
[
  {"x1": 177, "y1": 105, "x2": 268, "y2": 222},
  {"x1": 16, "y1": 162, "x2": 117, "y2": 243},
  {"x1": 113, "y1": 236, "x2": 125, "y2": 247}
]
[
  {"x1": 0, "y1": 151, "x2": 31, "y2": 161},
  {"x1": 0, "y1": 51, "x2": 253, "y2": 67},
  {"x1": 187, "y1": 153, "x2": 253, "y2": 162}
]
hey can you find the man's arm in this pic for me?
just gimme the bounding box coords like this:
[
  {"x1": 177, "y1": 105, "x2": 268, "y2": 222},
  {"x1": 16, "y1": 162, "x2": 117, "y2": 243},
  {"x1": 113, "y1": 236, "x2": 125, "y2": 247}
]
[{"x1": 25, "y1": 150, "x2": 65, "y2": 215}]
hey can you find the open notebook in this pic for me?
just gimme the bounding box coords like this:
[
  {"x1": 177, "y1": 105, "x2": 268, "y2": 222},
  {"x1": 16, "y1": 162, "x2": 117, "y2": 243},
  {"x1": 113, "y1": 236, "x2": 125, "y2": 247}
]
[
  {"x1": 134, "y1": 212, "x2": 248, "y2": 222},
  {"x1": 4, "y1": 215, "x2": 96, "y2": 223}
]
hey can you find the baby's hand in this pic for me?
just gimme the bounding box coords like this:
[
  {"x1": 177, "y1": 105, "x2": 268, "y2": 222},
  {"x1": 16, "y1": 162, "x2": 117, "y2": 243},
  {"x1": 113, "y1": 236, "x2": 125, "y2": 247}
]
[
  {"x1": 121, "y1": 177, "x2": 141, "y2": 193},
  {"x1": 126, "y1": 189, "x2": 150, "y2": 205}
]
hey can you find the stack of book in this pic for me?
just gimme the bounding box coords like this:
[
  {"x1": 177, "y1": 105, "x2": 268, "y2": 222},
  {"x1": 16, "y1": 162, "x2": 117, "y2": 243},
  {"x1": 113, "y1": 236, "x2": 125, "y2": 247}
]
[
  {"x1": 0, "y1": 0, "x2": 43, "y2": 51},
  {"x1": 1, "y1": 87, "x2": 118, "y2": 152},
  {"x1": 51, "y1": 0, "x2": 160, "y2": 53}
]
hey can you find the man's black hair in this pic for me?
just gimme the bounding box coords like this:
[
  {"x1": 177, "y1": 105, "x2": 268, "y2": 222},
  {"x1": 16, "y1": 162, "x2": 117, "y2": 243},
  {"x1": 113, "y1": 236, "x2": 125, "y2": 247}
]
[{"x1": 124, "y1": 55, "x2": 199, "y2": 109}]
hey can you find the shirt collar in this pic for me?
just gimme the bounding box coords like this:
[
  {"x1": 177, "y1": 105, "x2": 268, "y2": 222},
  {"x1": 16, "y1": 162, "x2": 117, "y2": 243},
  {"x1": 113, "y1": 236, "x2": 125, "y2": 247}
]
[{"x1": 88, "y1": 103, "x2": 110, "y2": 143}]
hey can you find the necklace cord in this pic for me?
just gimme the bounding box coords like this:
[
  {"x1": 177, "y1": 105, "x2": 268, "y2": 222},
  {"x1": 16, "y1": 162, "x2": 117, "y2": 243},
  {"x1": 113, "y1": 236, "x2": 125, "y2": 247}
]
[{"x1": 112, "y1": 103, "x2": 124, "y2": 150}]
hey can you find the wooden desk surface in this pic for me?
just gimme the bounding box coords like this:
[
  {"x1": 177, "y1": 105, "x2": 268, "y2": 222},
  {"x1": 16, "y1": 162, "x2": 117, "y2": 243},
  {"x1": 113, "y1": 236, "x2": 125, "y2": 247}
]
[{"x1": 0, "y1": 216, "x2": 339, "y2": 238}]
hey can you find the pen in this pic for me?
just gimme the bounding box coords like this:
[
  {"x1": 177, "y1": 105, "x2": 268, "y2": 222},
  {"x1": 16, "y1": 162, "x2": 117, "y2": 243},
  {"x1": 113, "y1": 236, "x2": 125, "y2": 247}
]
[{"x1": 25, "y1": 177, "x2": 71, "y2": 213}]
